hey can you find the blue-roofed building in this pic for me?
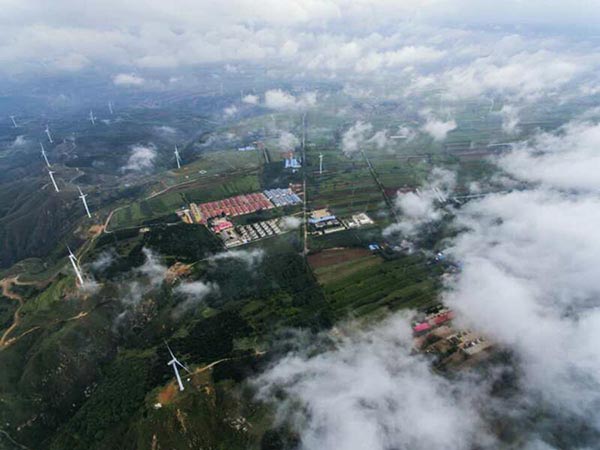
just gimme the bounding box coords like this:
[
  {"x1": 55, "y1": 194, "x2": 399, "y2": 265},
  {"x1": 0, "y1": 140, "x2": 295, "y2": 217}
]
[{"x1": 264, "y1": 188, "x2": 303, "y2": 207}]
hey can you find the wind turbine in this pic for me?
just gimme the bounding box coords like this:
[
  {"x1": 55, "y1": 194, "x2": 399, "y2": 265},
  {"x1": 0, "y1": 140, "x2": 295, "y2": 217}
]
[
  {"x1": 78, "y1": 186, "x2": 92, "y2": 218},
  {"x1": 319, "y1": 153, "x2": 323, "y2": 175},
  {"x1": 174, "y1": 145, "x2": 182, "y2": 169},
  {"x1": 45, "y1": 124, "x2": 53, "y2": 143},
  {"x1": 433, "y1": 187, "x2": 447, "y2": 203},
  {"x1": 40, "y1": 142, "x2": 51, "y2": 168},
  {"x1": 89, "y1": 110, "x2": 96, "y2": 126},
  {"x1": 48, "y1": 169, "x2": 59, "y2": 192},
  {"x1": 67, "y1": 246, "x2": 84, "y2": 285},
  {"x1": 166, "y1": 342, "x2": 192, "y2": 391},
  {"x1": 9, "y1": 115, "x2": 17, "y2": 128},
  {"x1": 108, "y1": 101, "x2": 114, "y2": 115}
]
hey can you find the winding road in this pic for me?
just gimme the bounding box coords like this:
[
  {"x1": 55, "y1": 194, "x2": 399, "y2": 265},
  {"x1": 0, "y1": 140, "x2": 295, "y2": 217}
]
[{"x1": 0, "y1": 277, "x2": 24, "y2": 347}]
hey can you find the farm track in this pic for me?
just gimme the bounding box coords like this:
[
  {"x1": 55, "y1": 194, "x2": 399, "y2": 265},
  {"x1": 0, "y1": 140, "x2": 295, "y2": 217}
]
[{"x1": 361, "y1": 149, "x2": 398, "y2": 221}]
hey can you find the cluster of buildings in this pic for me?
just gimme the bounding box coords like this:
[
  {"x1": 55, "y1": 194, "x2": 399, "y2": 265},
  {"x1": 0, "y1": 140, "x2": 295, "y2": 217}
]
[
  {"x1": 307, "y1": 209, "x2": 374, "y2": 235},
  {"x1": 219, "y1": 218, "x2": 286, "y2": 248},
  {"x1": 283, "y1": 151, "x2": 302, "y2": 170},
  {"x1": 264, "y1": 188, "x2": 302, "y2": 207},
  {"x1": 412, "y1": 306, "x2": 454, "y2": 334},
  {"x1": 412, "y1": 304, "x2": 493, "y2": 369},
  {"x1": 195, "y1": 193, "x2": 274, "y2": 223},
  {"x1": 175, "y1": 186, "x2": 304, "y2": 248},
  {"x1": 308, "y1": 209, "x2": 346, "y2": 235},
  {"x1": 344, "y1": 213, "x2": 375, "y2": 228},
  {"x1": 176, "y1": 188, "x2": 303, "y2": 225}
]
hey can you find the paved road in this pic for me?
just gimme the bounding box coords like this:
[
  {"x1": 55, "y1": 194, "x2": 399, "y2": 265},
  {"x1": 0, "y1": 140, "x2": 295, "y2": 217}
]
[{"x1": 301, "y1": 112, "x2": 308, "y2": 256}]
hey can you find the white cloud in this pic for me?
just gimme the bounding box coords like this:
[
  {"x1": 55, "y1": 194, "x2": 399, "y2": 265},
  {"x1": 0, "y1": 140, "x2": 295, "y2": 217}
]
[
  {"x1": 209, "y1": 248, "x2": 265, "y2": 269},
  {"x1": 123, "y1": 144, "x2": 157, "y2": 172},
  {"x1": 0, "y1": 1, "x2": 599, "y2": 88},
  {"x1": 355, "y1": 46, "x2": 445, "y2": 73},
  {"x1": 445, "y1": 187, "x2": 600, "y2": 427},
  {"x1": 393, "y1": 125, "x2": 416, "y2": 141},
  {"x1": 421, "y1": 115, "x2": 456, "y2": 141},
  {"x1": 10, "y1": 135, "x2": 27, "y2": 147},
  {"x1": 153, "y1": 125, "x2": 177, "y2": 136},
  {"x1": 264, "y1": 89, "x2": 317, "y2": 110},
  {"x1": 89, "y1": 250, "x2": 116, "y2": 272},
  {"x1": 117, "y1": 248, "x2": 168, "y2": 308},
  {"x1": 278, "y1": 131, "x2": 300, "y2": 151},
  {"x1": 112, "y1": 73, "x2": 145, "y2": 86},
  {"x1": 280, "y1": 216, "x2": 302, "y2": 230},
  {"x1": 136, "y1": 247, "x2": 167, "y2": 286},
  {"x1": 341, "y1": 120, "x2": 372, "y2": 156},
  {"x1": 385, "y1": 168, "x2": 455, "y2": 238},
  {"x1": 242, "y1": 94, "x2": 259, "y2": 104},
  {"x1": 439, "y1": 50, "x2": 588, "y2": 101},
  {"x1": 223, "y1": 104, "x2": 238, "y2": 117},
  {"x1": 54, "y1": 52, "x2": 90, "y2": 71},
  {"x1": 173, "y1": 280, "x2": 218, "y2": 318},
  {"x1": 367, "y1": 129, "x2": 390, "y2": 149},
  {"x1": 499, "y1": 121, "x2": 600, "y2": 192},
  {"x1": 500, "y1": 104, "x2": 520, "y2": 135},
  {"x1": 280, "y1": 39, "x2": 299, "y2": 57},
  {"x1": 256, "y1": 316, "x2": 497, "y2": 450}
]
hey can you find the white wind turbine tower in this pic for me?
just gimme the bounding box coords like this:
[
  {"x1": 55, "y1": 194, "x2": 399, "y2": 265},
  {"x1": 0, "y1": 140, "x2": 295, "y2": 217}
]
[
  {"x1": 40, "y1": 142, "x2": 51, "y2": 168},
  {"x1": 89, "y1": 110, "x2": 96, "y2": 125},
  {"x1": 108, "y1": 101, "x2": 114, "y2": 115},
  {"x1": 48, "y1": 169, "x2": 59, "y2": 192},
  {"x1": 166, "y1": 343, "x2": 192, "y2": 391},
  {"x1": 78, "y1": 186, "x2": 92, "y2": 218},
  {"x1": 45, "y1": 124, "x2": 53, "y2": 143},
  {"x1": 432, "y1": 187, "x2": 447, "y2": 203},
  {"x1": 319, "y1": 153, "x2": 323, "y2": 175},
  {"x1": 67, "y1": 246, "x2": 84, "y2": 285},
  {"x1": 174, "y1": 145, "x2": 182, "y2": 169},
  {"x1": 9, "y1": 115, "x2": 17, "y2": 128}
]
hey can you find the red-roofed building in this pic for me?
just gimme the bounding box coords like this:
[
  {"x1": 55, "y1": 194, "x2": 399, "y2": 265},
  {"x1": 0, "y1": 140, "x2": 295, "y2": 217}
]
[
  {"x1": 413, "y1": 322, "x2": 431, "y2": 333},
  {"x1": 432, "y1": 311, "x2": 454, "y2": 326},
  {"x1": 212, "y1": 220, "x2": 234, "y2": 233}
]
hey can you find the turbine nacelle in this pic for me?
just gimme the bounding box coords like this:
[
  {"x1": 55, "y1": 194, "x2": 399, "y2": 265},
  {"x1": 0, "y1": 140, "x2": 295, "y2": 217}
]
[{"x1": 165, "y1": 343, "x2": 191, "y2": 392}]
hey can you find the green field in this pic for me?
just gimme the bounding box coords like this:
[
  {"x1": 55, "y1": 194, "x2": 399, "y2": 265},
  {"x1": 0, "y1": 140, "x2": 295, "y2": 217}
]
[{"x1": 317, "y1": 254, "x2": 443, "y2": 319}]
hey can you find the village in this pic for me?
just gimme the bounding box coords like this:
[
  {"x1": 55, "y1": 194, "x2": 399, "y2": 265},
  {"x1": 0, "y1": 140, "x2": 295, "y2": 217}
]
[
  {"x1": 175, "y1": 184, "x2": 376, "y2": 249},
  {"x1": 411, "y1": 305, "x2": 494, "y2": 370}
]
